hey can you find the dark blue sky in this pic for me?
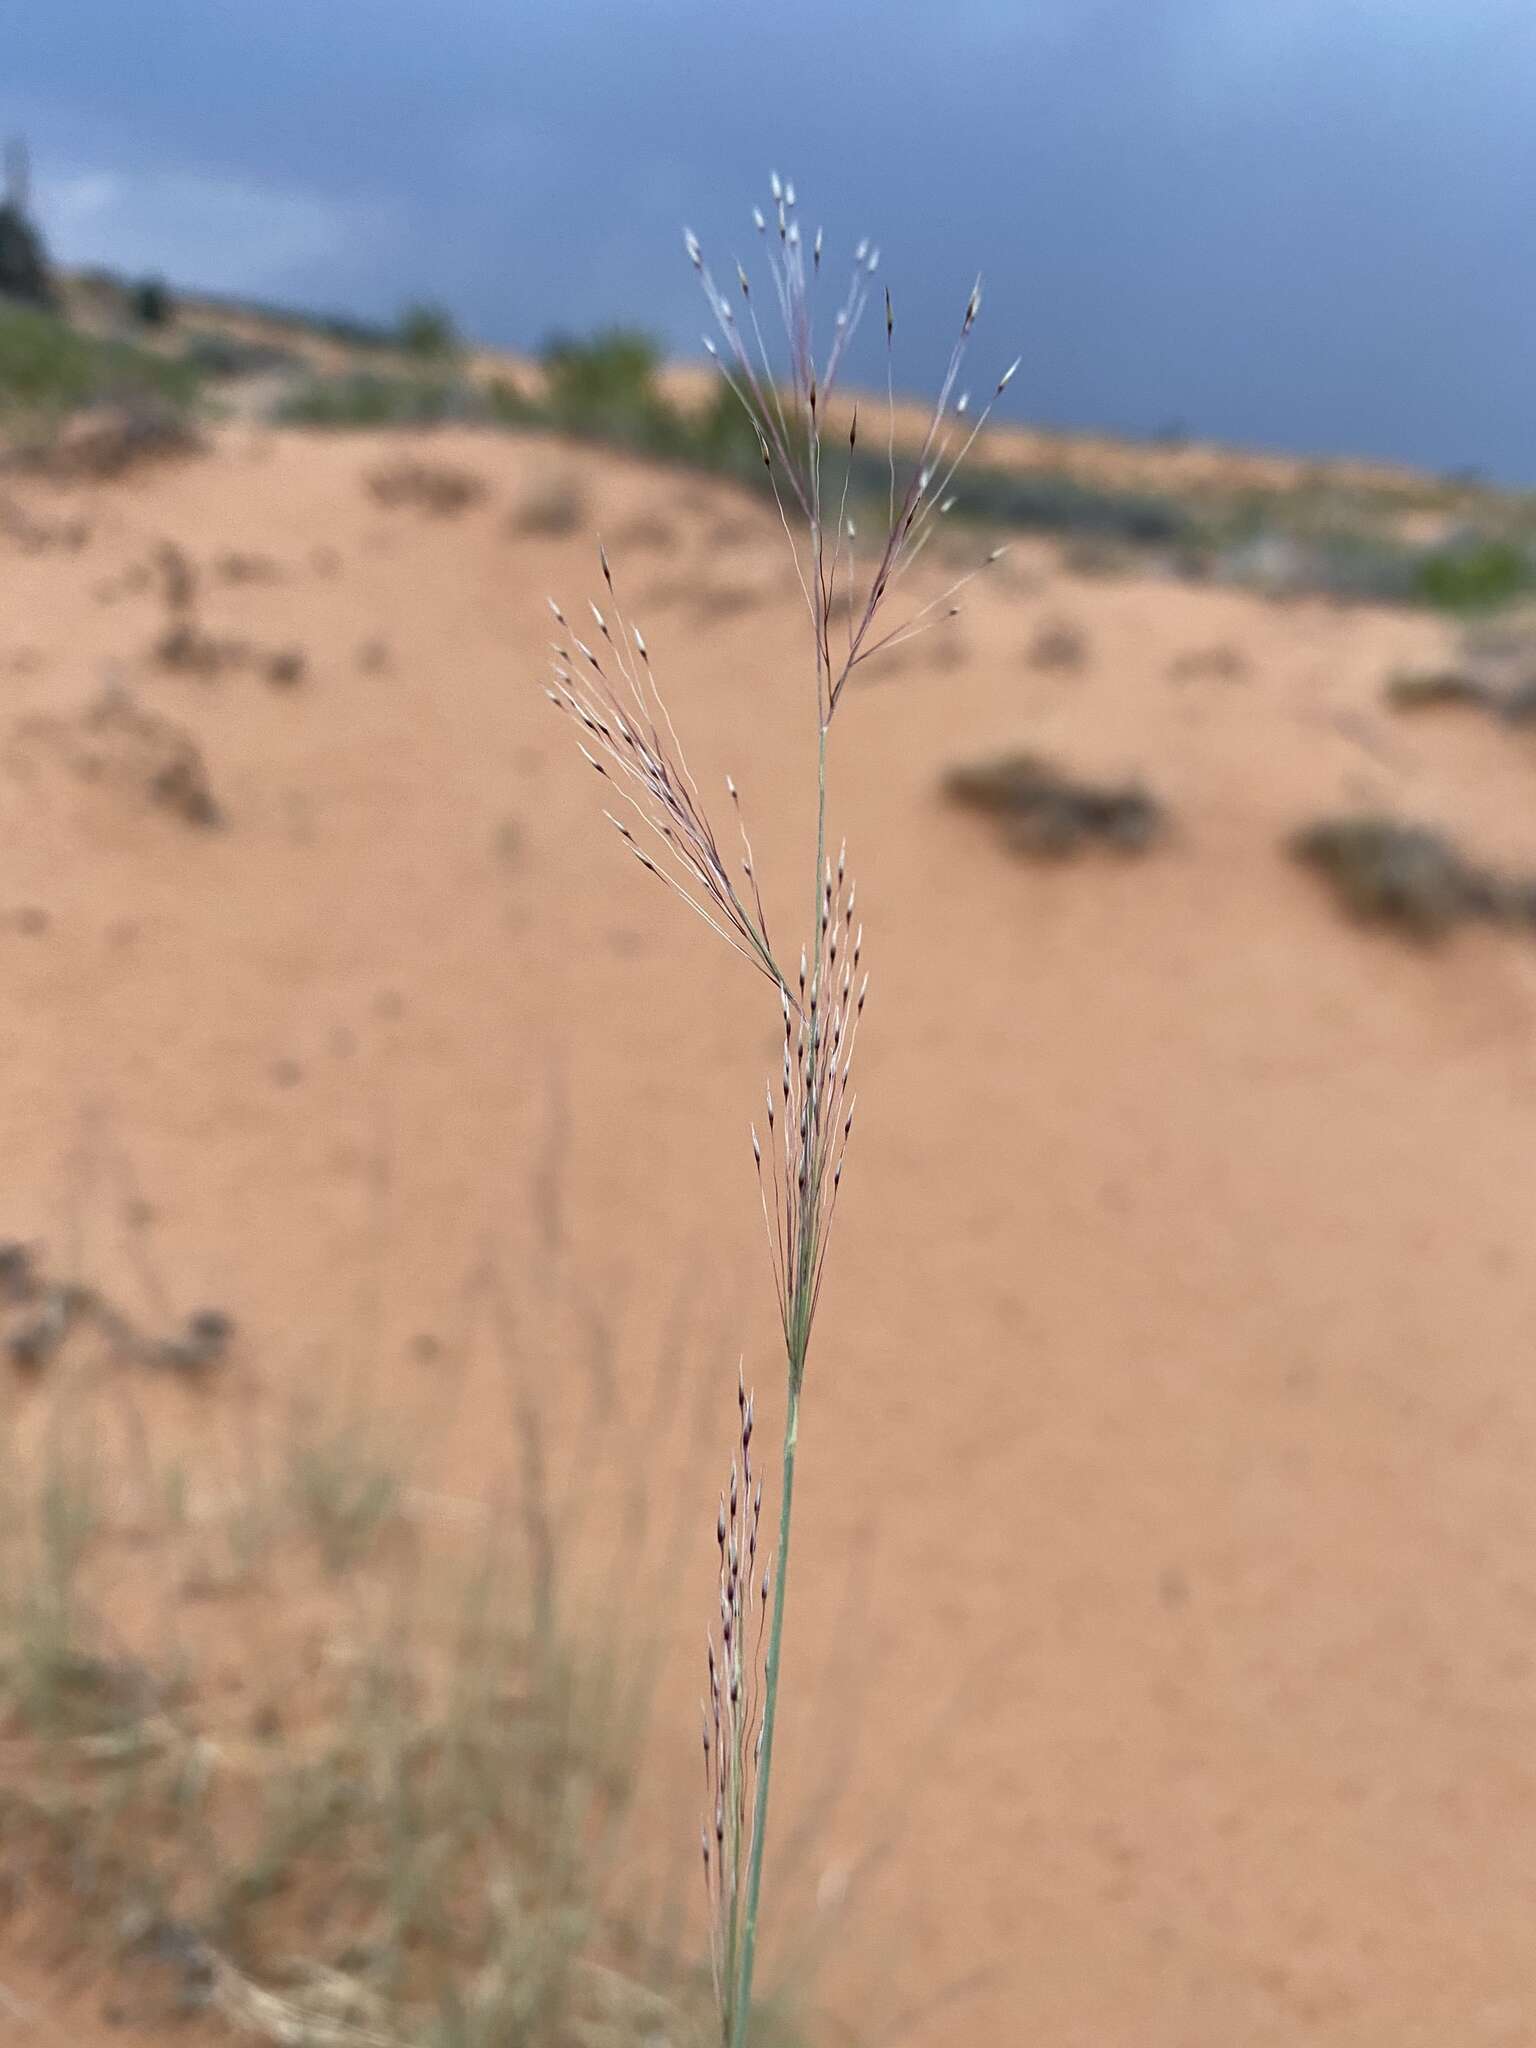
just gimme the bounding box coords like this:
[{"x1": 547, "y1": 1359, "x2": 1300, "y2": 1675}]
[{"x1": 11, "y1": 3, "x2": 1535, "y2": 480}]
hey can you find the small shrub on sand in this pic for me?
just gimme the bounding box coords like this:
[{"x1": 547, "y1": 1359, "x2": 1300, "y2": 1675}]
[
  {"x1": 1384, "y1": 668, "x2": 1495, "y2": 714},
  {"x1": 277, "y1": 371, "x2": 477, "y2": 427},
  {"x1": 397, "y1": 299, "x2": 460, "y2": 360},
  {"x1": 1289, "y1": 814, "x2": 1536, "y2": 940},
  {"x1": 1168, "y1": 642, "x2": 1248, "y2": 683},
  {"x1": 945, "y1": 752, "x2": 1163, "y2": 858},
  {"x1": 1414, "y1": 539, "x2": 1534, "y2": 614},
  {"x1": 367, "y1": 457, "x2": 486, "y2": 516},
  {"x1": 1385, "y1": 667, "x2": 1536, "y2": 727},
  {"x1": 1026, "y1": 616, "x2": 1088, "y2": 671},
  {"x1": 509, "y1": 474, "x2": 587, "y2": 538},
  {"x1": 10, "y1": 685, "x2": 223, "y2": 828}
]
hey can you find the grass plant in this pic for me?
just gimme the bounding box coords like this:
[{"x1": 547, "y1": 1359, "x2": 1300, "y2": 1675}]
[{"x1": 548, "y1": 172, "x2": 1012, "y2": 2046}]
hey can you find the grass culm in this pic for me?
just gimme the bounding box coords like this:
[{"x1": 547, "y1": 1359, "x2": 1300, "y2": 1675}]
[{"x1": 548, "y1": 172, "x2": 1011, "y2": 2046}]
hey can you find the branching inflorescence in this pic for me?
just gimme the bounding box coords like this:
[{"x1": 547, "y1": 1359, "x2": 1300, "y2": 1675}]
[{"x1": 548, "y1": 173, "x2": 1010, "y2": 2047}]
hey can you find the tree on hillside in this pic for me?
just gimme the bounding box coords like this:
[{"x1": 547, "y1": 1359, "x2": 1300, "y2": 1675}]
[
  {"x1": 0, "y1": 138, "x2": 56, "y2": 308},
  {"x1": 397, "y1": 301, "x2": 459, "y2": 359}
]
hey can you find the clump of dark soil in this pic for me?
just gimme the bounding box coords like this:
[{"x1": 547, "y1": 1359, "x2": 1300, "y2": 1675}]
[
  {"x1": 1290, "y1": 814, "x2": 1536, "y2": 941},
  {"x1": 944, "y1": 752, "x2": 1164, "y2": 858}
]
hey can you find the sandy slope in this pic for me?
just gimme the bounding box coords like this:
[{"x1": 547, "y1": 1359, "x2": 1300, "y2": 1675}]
[{"x1": 4, "y1": 422, "x2": 1536, "y2": 2045}]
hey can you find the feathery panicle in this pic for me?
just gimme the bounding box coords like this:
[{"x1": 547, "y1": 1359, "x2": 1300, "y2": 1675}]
[
  {"x1": 544, "y1": 565, "x2": 781, "y2": 986},
  {"x1": 686, "y1": 176, "x2": 1013, "y2": 724}
]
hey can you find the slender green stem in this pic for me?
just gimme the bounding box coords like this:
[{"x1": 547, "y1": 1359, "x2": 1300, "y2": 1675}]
[
  {"x1": 730, "y1": 1381, "x2": 798, "y2": 2046},
  {"x1": 730, "y1": 718, "x2": 828, "y2": 2046}
]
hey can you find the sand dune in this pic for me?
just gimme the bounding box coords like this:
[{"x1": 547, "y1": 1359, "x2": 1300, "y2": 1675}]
[{"x1": 3, "y1": 420, "x2": 1536, "y2": 2045}]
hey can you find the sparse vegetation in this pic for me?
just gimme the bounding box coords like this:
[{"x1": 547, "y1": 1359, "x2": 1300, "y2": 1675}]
[
  {"x1": 8, "y1": 684, "x2": 223, "y2": 828},
  {"x1": 1027, "y1": 616, "x2": 1088, "y2": 671},
  {"x1": 5, "y1": 130, "x2": 1536, "y2": 2048},
  {"x1": 0, "y1": 1383, "x2": 709, "y2": 2046},
  {"x1": 1168, "y1": 642, "x2": 1248, "y2": 683},
  {"x1": 509, "y1": 473, "x2": 587, "y2": 537},
  {"x1": 285, "y1": 1419, "x2": 402, "y2": 1575},
  {"x1": 148, "y1": 542, "x2": 307, "y2": 688},
  {"x1": 1290, "y1": 814, "x2": 1536, "y2": 939},
  {"x1": 0, "y1": 490, "x2": 89, "y2": 551},
  {"x1": 131, "y1": 275, "x2": 175, "y2": 327},
  {"x1": 11, "y1": 392, "x2": 202, "y2": 479},
  {"x1": 945, "y1": 752, "x2": 1164, "y2": 858},
  {"x1": 1386, "y1": 665, "x2": 1536, "y2": 727},
  {"x1": 1413, "y1": 538, "x2": 1534, "y2": 613},
  {"x1": 397, "y1": 299, "x2": 460, "y2": 360},
  {"x1": 276, "y1": 369, "x2": 481, "y2": 427},
  {"x1": 0, "y1": 258, "x2": 1516, "y2": 616},
  {"x1": 368, "y1": 456, "x2": 487, "y2": 516},
  {"x1": 0, "y1": 303, "x2": 198, "y2": 423},
  {"x1": 541, "y1": 328, "x2": 665, "y2": 436},
  {"x1": 1385, "y1": 668, "x2": 1496, "y2": 714},
  {"x1": 178, "y1": 327, "x2": 305, "y2": 380}
]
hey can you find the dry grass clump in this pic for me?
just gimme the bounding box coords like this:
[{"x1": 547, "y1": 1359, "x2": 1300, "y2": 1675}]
[
  {"x1": 366, "y1": 459, "x2": 486, "y2": 517},
  {"x1": 8, "y1": 684, "x2": 224, "y2": 828},
  {"x1": 509, "y1": 475, "x2": 587, "y2": 538},
  {"x1": 214, "y1": 551, "x2": 284, "y2": 585},
  {"x1": 148, "y1": 541, "x2": 306, "y2": 688},
  {"x1": 1168, "y1": 642, "x2": 1248, "y2": 683},
  {"x1": 0, "y1": 1370, "x2": 710, "y2": 2047},
  {"x1": 0, "y1": 491, "x2": 89, "y2": 553},
  {"x1": 1026, "y1": 616, "x2": 1088, "y2": 671},
  {"x1": 1383, "y1": 667, "x2": 1494, "y2": 714},
  {"x1": 1385, "y1": 666, "x2": 1536, "y2": 728},
  {"x1": 5, "y1": 395, "x2": 202, "y2": 482},
  {"x1": 86, "y1": 693, "x2": 223, "y2": 829},
  {"x1": 0, "y1": 1135, "x2": 738, "y2": 2048},
  {"x1": 610, "y1": 512, "x2": 679, "y2": 554},
  {"x1": 639, "y1": 572, "x2": 771, "y2": 625},
  {"x1": 1289, "y1": 814, "x2": 1536, "y2": 940},
  {"x1": 944, "y1": 751, "x2": 1164, "y2": 858},
  {"x1": 154, "y1": 620, "x2": 307, "y2": 689}
]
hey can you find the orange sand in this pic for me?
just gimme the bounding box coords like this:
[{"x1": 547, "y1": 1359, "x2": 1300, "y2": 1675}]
[{"x1": 3, "y1": 422, "x2": 1536, "y2": 2045}]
